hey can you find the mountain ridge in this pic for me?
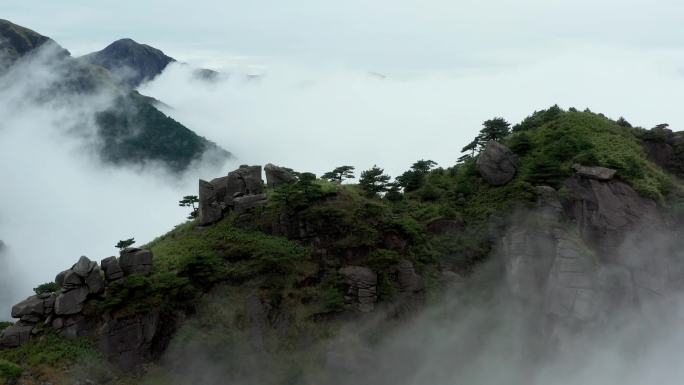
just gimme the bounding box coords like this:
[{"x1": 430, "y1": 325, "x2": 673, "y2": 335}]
[
  {"x1": 0, "y1": 19, "x2": 231, "y2": 172},
  {"x1": 1, "y1": 107, "x2": 684, "y2": 384}
]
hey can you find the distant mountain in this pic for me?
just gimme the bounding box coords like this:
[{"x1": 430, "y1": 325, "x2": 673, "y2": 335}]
[
  {"x1": 0, "y1": 19, "x2": 231, "y2": 171},
  {"x1": 79, "y1": 38, "x2": 175, "y2": 88}
]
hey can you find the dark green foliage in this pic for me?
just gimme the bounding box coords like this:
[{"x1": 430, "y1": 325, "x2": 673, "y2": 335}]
[
  {"x1": 509, "y1": 107, "x2": 674, "y2": 198},
  {"x1": 115, "y1": 238, "x2": 135, "y2": 250},
  {"x1": 95, "y1": 95, "x2": 228, "y2": 172},
  {"x1": 479, "y1": 117, "x2": 511, "y2": 143},
  {"x1": 616, "y1": 116, "x2": 632, "y2": 128},
  {"x1": 271, "y1": 173, "x2": 336, "y2": 212},
  {"x1": 507, "y1": 132, "x2": 533, "y2": 156},
  {"x1": 460, "y1": 117, "x2": 512, "y2": 160},
  {"x1": 383, "y1": 183, "x2": 404, "y2": 202},
  {"x1": 322, "y1": 166, "x2": 355, "y2": 183},
  {"x1": 512, "y1": 105, "x2": 563, "y2": 132},
  {"x1": 33, "y1": 282, "x2": 58, "y2": 295},
  {"x1": 396, "y1": 159, "x2": 438, "y2": 192},
  {"x1": 0, "y1": 322, "x2": 11, "y2": 332},
  {"x1": 359, "y1": 166, "x2": 391, "y2": 197},
  {"x1": 179, "y1": 195, "x2": 199, "y2": 219}
]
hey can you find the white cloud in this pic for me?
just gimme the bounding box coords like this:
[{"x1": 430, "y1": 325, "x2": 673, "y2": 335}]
[{"x1": 138, "y1": 44, "x2": 684, "y2": 180}]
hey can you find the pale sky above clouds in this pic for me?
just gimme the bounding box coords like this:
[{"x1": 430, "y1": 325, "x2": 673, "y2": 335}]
[{"x1": 4, "y1": 0, "x2": 684, "y2": 69}]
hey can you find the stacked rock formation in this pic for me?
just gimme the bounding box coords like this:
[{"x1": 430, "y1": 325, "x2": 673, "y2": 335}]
[
  {"x1": 0, "y1": 248, "x2": 154, "y2": 350},
  {"x1": 199, "y1": 164, "x2": 297, "y2": 226}
]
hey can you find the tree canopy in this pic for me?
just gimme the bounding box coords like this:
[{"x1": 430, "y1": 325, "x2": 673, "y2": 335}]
[
  {"x1": 115, "y1": 238, "x2": 135, "y2": 250},
  {"x1": 179, "y1": 195, "x2": 200, "y2": 219},
  {"x1": 359, "y1": 166, "x2": 391, "y2": 197},
  {"x1": 322, "y1": 166, "x2": 355, "y2": 183},
  {"x1": 396, "y1": 159, "x2": 438, "y2": 192},
  {"x1": 459, "y1": 117, "x2": 511, "y2": 161}
]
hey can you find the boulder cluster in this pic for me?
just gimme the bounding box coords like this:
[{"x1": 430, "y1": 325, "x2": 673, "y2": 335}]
[
  {"x1": 199, "y1": 163, "x2": 297, "y2": 226},
  {"x1": 0, "y1": 248, "x2": 154, "y2": 350}
]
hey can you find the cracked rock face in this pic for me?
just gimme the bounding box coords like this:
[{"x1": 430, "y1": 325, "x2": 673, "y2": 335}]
[
  {"x1": 476, "y1": 141, "x2": 518, "y2": 186},
  {"x1": 119, "y1": 248, "x2": 153, "y2": 276},
  {"x1": 340, "y1": 266, "x2": 378, "y2": 313},
  {"x1": 502, "y1": 179, "x2": 680, "y2": 343},
  {"x1": 264, "y1": 163, "x2": 297, "y2": 188},
  {"x1": 199, "y1": 165, "x2": 265, "y2": 226}
]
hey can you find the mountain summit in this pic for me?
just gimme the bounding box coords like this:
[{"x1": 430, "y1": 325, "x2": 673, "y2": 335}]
[{"x1": 80, "y1": 38, "x2": 175, "y2": 88}]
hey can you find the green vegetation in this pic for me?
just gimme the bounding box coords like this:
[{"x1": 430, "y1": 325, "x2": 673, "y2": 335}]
[
  {"x1": 459, "y1": 117, "x2": 512, "y2": 162},
  {"x1": 322, "y1": 165, "x2": 356, "y2": 183},
  {"x1": 115, "y1": 237, "x2": 135, "y2": 251},
  {"x1": 0, "y1": 332, "x2": 102, "y2": 384},
  {"x1": 506, "y1": 108, "x2": 676, "y2": 200},
  {"x1": 0, "y1": 359, "x2": 22, "y2": 384},
  {"x1": 396, "y1": 159, "x2": 438, "y2": 192},
  {"x1": 8, "y1": 105, "x2": 684, "y2": 383},
  {"x1": 178, "y1": 195, "x2": 199, "y2": 219},
  {"x1": 33, "y1": 282, "x2": 58, "y2": 295},
  {"x1": 359, "y1": 166, "x2": 391, "y2": 197}
]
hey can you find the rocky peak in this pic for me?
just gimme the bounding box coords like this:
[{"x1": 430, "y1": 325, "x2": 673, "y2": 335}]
[{"x1": 80, "y1": 38, "x2": 175, "y2": 88}]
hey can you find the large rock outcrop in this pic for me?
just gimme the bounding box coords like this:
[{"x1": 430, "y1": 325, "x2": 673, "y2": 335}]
[
  {"x1": 340, "y1": 266, "x2": 378, "y2": 313},
  {"x1": 476, "y1": 141, "x2": 518, "y2": 186},
  {"x1": 1, "y1": 251, "x2": 162, "y2": 366},
  {"x1": 563, "y1": 173, "x2": 662, "y2": 258},
  {"x1": 264, "y1": 163, "x2": 297, "y2": 187},
  {"x1": 571, "y1": 164, "x2": 617, "y2": 181},
  {"x1": 501, "y1": 173, "x2": 675, "y2": 343},
  {"x1": 119, "y1": 248, "x2": 153, "y2": 276},
  {"x1": 198, "y1": 165, "x2": 266, "y2": 225}
]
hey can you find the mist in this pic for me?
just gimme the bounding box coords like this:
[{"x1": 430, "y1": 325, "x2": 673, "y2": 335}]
[
  {"x1": 152, "y1": 221, "x2": 684, "y2": 385},
  {"x1": 0, "y1": 45, "x2": 233, "y2": 319},
  {"x1": 139, "y1": 44, "x2": 684, "y2": 179}
]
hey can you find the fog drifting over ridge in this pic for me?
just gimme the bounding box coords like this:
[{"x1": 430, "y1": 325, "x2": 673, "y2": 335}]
[{"x1": 0, "y1": 46, "x2": 233, "y2": 318}]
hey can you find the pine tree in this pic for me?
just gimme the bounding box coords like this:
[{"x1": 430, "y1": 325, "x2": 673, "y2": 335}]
[
  {"x1": 322, "y1": 166, "x2": 355, "y2": 183},
  {"x1": 115, "y1": 238, "x2": 135, "y2": 250},
  {"x1": 359, "y1": 166, "x2": 391, "y2": 197},
  {"x1": 179, "y1": 195, "x2": 200, "y2": 219}
]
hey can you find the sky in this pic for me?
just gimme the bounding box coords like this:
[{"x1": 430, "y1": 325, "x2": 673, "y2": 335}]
[{"x1": 2, "y1": 0, "x2": 684, "y2": 312}]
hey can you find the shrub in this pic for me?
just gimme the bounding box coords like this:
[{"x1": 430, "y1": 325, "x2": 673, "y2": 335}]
[{"x1": 33, "y1": 282, "x2": 58, "y2": 295}]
